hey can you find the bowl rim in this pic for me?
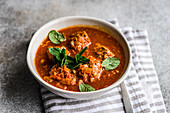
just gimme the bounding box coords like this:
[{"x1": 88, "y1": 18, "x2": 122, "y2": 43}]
[{"x1": 27, "y1": 16, "x2": 132, "y2": 95}]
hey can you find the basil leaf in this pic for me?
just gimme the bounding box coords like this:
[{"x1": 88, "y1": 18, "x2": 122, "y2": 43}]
[
  {"x1": 58, "y1": 33, "x2": 65, "y2": 42},
  {"x1": 102, "y1": 57, "x2": 120, "y2": 70},
  {"x1": 75, "y1": 47, "x2": 87, "y2": 63},
  {"x1": 79, "y1": 83, "x2": 95, "y2": 92},
  {"x1": 66, "y1": 63, "x2": 76, "y2": 70},
  {"x1": 48, "y1": 30, "x2": 60, "y2": 44},
  {"x1": 67, "y1": 56, "x2": 75, "y2": 61},
  {"x1": 64, "y1": 59, "x2": 73, "y2": 65},
  {"x1": 49, "y1": 47, "x2": 61, "y2": 61},
  {"x1": 78, "y1": 47, "x2": 87, "y2": 56},
  {"x1": 48, "y1": 47, "x2": 67, "y2": 67},
  {"x1": 64, "y1": 47, "x2": 89, "y2": 70},
  {"x1": 73, "y1": 63, "x2": 82, "y2": 69},
  {"x1": 61, "y1": 56, "x2": 66, "y2": 66},
  {"x1": 53, "y1": 47, "x2": 62, "y2": 53},
  {"x1": 79, "y1": 56, "x2": 90, "y2": 63},
  {"x1": 61, "y1": 49, "x2": 67, "y2": 66},
  {"x1": 62, "y1": 49, "x2": 67, "y2": 58},
  {"x1": 52, "y1": 56, "x2": 57, "y2": 64},
  {"x1": 67, "y1": 47, "x2": 89, "y2": 70},
  {"x1": 64, "y1": 56, "x2": 75, "y2": 65},
  {"x1": 49, "y1": 47, "x2": 60, "y2": 56},
  {"x1": 67, "y1": 62, "x2": 82, "y2": 70},
  {"x1": 48, "y1": 30, "x2": 65, "y2": 44}
]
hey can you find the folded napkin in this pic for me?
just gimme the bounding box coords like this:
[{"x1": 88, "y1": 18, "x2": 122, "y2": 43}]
[{"x1": 40, "y1": 19, "x2": 166, "y2": 113}]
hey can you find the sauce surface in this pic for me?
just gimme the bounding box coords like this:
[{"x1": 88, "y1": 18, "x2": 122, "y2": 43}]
[{"x1": 35, "y1": 26, "x2": 125, "y2": 92}]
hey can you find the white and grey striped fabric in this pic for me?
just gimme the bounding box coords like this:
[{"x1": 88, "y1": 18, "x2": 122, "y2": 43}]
[{"x1": 40, "y1": 19, "x2": 166, "y2": 113}]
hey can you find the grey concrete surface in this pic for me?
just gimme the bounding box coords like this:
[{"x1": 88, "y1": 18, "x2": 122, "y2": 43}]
[{"x1": 0, "y1": 0, "x2": 169, "y2": 112}]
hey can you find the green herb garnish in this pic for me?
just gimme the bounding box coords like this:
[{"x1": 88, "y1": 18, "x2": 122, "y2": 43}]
[
  {"x1": 48, "y1": 47, "x2": 89, "y2": 69},
  {"x1": 48, "y1": 30, "x2": 65, "y2": 44},
  {"x1": 79, "y1": 83, "x2": 95, "y2": 92},
  {"x1": 67, "y1": 47, "x2": 89, "y2": 69},
  {"x1": 102, "y1": 57, "x2": 120, "y2": 70},
  {"x1": 49, "y1": 47, "x2": 62, "y2": 61},
  {"x1": 48, "y1": 47, "x2": 67, "y2": 67},
  {"x1": 75, "y1": 47, "x2": 90, "y2": 64}
]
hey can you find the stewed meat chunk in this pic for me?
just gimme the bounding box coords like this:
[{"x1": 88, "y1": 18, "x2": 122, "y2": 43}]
[
  {"x1": 94, "y1": 43, "x2": 114, "y2": 60},
  {"x1": 49, "y1": 65, "x2": 77, "y2": 85},
  {"x1": 69, "y1": 31, "x2": 91, "y2": 53},
  {"x1": 77, "y1": 56, "x2": 103, "y2": 83}
]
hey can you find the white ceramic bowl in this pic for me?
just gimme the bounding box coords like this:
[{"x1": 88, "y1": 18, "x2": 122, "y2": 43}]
[{"x1": 27, "y1": 16, "x2": 131, "y2": 100}]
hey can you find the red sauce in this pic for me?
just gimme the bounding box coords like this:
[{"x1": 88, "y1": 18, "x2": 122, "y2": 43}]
[{"x1": 34, "y1": 26, "x2": 125, "y2": 92}]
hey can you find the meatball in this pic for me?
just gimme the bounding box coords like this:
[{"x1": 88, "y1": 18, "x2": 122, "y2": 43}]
[
  {"x1": 69, "y1": 31, "x2": 91, "y2": 53},
  {"x1": 47, "y1": 46, "x2": 71, "y2": 61},
  {"x1": 49, "y1": 65, "x2": 77, "y2": 85},
  {"x1": 77, "y1": 56, "x2": 103, "y2": 83},
  {"x1": 94, "y1": 43, "x2": 114, "y2": 60}
]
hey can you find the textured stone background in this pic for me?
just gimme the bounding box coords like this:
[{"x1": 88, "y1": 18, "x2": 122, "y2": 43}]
[{"x1": 0, "y1": 0, "x2": 169, "y2": 112}]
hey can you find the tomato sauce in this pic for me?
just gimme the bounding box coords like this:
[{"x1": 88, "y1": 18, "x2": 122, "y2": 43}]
[{"x1": 34, "y1": 26, "x2": 125, "y2": 92}]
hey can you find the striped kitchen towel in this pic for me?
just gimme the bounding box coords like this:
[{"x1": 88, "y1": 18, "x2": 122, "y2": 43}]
[{"x1": 40, "y1": 19, "x2": 167, "y2": 113}]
